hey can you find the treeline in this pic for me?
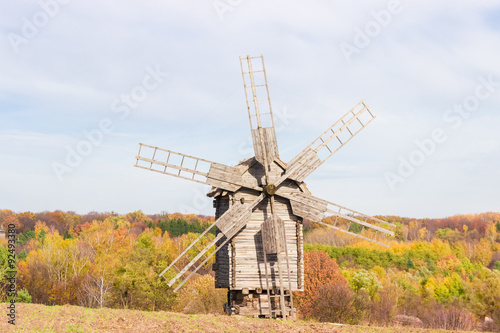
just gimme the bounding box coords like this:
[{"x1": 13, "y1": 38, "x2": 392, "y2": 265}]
[
  {"x1": 304, "y1": 212, "x2": 500, "y2": 247},
  {"x1": 381, "y1": 212, "x2": 499, "y2": 242},
  {"x1": 0, "y1": 209, "x2": 214, "y2": 239},
  {"x1": 148, "y1": 219, "x2": 215, "y2": 237}
]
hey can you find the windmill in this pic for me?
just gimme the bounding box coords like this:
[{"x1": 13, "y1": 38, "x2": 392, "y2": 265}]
[{"x1": 134, "y1": 55, "x2": 395, "y2": 319}]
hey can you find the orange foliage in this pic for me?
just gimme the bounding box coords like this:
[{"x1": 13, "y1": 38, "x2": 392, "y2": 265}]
[
  {"x1": 1, "y1": 214, "x2": 23, "y2": 232},
  {"x1": 294, "y1": 251, "x2": 347, "y2": 318}
]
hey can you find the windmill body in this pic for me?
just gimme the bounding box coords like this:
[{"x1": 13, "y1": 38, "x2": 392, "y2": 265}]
[
  {"x1": 210, "y1": 159, "x2": 305, "y2": 317},
  {"x1": 135, "y1": 55, "x2": 395, "y2": 319}
]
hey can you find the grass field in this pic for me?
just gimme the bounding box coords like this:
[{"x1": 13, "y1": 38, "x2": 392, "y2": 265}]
[{"x1": 0, "y1": 303, "x2": 478, "y2": 332}]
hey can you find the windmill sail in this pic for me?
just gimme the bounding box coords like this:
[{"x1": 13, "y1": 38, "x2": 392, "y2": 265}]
[
  {"x1": 286, "y1": 100, "x2": 375, "y2": 182},
  {"x1": 279, "y1": 191, "x2": 396, "y2": 247},
  {"x1": 240, "y1": 55, "x2": 279, "y2": 168},
  {"x1": 159, "y1": 193, "x2": 265, "y2": 292},
  {"x1": 135, "y1": 143, "x2": 262, "y2": 192}
]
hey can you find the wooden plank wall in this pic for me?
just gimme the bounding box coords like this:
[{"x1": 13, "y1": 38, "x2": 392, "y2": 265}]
[
  {"x1": 214, "y1": 196, "x2": 231, "y2": 288},
  {"x1": 213, "y1": 159, "x2": 305, "y2": 291},
  {"x1": 231, "y1": 192, "x2": 301, "y2": 291}
]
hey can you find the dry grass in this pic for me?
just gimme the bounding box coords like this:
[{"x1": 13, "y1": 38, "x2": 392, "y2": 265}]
[{"x1": 0, "y1": 303, "x2": 478, "y2": 333}]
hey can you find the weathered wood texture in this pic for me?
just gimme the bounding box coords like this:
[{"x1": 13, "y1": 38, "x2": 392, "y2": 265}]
[
  {"x1": 281, "y1": 190, "x2": 395, "y2": 246},
  {"x1": 214, "y1": 196, "x2": 230, "y2": 288},
  {"x1": 135, "y1": 143, "x2": 242, "y2": 192},
  {"x1": 240, "y1": 55, "x2": 279, "y2": 167},
  {"x1": 261, "y1": 215, "x2": 285, "y2": 255},
  {"x1": 135, "y1": 143, "x2": 264, "y2": 192},
  {"x1": 286, "y1": 147, "x2": 322, "y2": 183},
  {"x1": 229, "y1": 290, "x2": 293, "y2": 318},
  {"x1": 251, "y1": 127, "x2": 279, "y2": 167},
  {"x1": 213, "y1": 160, "x2": 304, "y2": 292},
  {"x1": 285, "y1": 100, "x2": 375, "y2": 182}
]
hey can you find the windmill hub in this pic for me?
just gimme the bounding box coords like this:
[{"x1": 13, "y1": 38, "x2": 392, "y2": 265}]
[{"x1": 265, "y1": 184, "x2": 277, "y2": 196}]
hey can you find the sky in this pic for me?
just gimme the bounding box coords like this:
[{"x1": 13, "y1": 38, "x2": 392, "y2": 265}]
[{"x1": 0, "y1": 0, "x2": 499, "y2": 219}]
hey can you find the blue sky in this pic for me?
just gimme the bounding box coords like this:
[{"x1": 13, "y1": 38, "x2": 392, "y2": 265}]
[{"x1": 0, "y1": 0, "x2": 499, "y2": 218}]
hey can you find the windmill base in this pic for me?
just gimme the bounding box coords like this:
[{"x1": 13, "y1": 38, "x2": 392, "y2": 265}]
[{"x1": 225, "y1": 289, "x2": 295, "y2": 319}]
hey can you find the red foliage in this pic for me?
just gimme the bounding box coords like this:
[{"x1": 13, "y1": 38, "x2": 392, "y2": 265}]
[{"x1": 294, "y1": 251, "x2": 347, "y2": 319}]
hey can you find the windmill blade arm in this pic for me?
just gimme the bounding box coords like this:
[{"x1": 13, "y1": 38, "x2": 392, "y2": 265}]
[
  {"x1": 162, "y1": 233, "x2": 222, "y2": 287},
  {"x1": 172, "y1": 234, "x2": 232, "y2": 292},
  {"x1": 159, "y1": 193, "x2": 265, "y2": 291},
  {"x1": 313, "y1": 220, "x2": 390, "y2": 247},
  {"x1": 135, "y1": 143, "x2": 262, "y2": 192},
  {"x1": 325, "y1": 207, "x2": 395, "y2": 237},
  {"x1": 278, "y1": 191, "x2": 395, "y2": 246},
  {"x1": 283, "y1": 100, "x2": 375, "y2": 183},
  {"x1": 240, "y1": 55, "x2": 279, "y2": 166}
]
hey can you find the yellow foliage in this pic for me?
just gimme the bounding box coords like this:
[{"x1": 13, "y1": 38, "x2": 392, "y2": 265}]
[
  {"x1": 436, "y1": 255, "x2": 460, "y2": 272},
  {"x1": 472, "y1": 238, "x2": 493, "y2": 266},
  {"x1": 417, "y1": 227, "x2": 428, "y2": 240},
  {"x1": 175, "y1": 274, "x2": 226, "y2": 314},
  {"x1": 153, "y1": 227, "x2": 162, "y2": 236},
  {"x1": 371, "y1": 265, "x2": 386, "y2": 280},
  {"x1": 34, "y1": 220, "x2": 49, "y2": 236},
  {"x1": 430, "y1": 239, "x2": 453, "y2": 257}
]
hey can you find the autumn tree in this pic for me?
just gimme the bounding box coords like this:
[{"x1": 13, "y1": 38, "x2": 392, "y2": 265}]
[
  {"x1": 126, "y1": 210, "x2": 152, "y2": 224},
  {"x1": 367, "y1": 281, "x2": 399, "y2": 326},
  {"x1": 2, "y1": 214, "x2": 23, "y2": 234},
  {"x1": 78, "y1": 219, "x2": 133, "y2": 308},
  {"x1": 17, "y1": 229, "x2": 89, "y2": 305},
  {"x1": 17, "y1": 211, "x2": 36, "y2": 233},
  {"x1": 0, "y1": 210, "x2": 13, "y2": 225},
  {"x1": 310, "y1": 281, "x2": 355, "y2": 323},
  {"x1": 294, "y1": 251, "x2": 348, "y2": 319},
  {"x1": 175, "y1": 274, "x2": 226, "y2": 314},
  {"x1": 472, "y1": 238, "x2": 493, "y2": 266},
  {"x1": 108, "y1": 230, "x2": 175, "y2": 310}
]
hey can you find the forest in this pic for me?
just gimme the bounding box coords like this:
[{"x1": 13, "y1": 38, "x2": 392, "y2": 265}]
[{"x1": 0, "y1": 209, "x2": 499, "y2": 331}]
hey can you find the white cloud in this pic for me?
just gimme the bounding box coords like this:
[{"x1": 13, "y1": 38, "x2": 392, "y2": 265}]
[{"x1": 0, "y1": 0, "x2": 499, "y2": 217}]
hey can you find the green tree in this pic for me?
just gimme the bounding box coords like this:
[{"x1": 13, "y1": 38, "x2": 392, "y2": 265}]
[
  {"x1": 495, "y1": 261, "x2": 500, "y2": 271},
  {"x1": 406, "y1": 257, "x2": 415, "y2": 271},
  {"x1": 16, "y1": 288, "x2": 32, "y2": 303},
  {"x1": 18, "y1": 250, "x2": 28, "y2": 261},
  {"x1": 349, "y1": 270, "x2": 382, "y2": 299},
  {"x1": 109, "y1": 231, "x2": 176, "y2": 311},
  {"x1": 0, "y1": 246, "x2": 13, "y2": 301}
]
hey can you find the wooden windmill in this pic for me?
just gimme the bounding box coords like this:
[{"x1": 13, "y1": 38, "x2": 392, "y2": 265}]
[{"x1": 134, "y1": 55, "x2": 395, "y2": 319}]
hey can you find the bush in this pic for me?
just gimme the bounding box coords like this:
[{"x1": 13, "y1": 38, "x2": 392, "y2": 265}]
[
  {"x1": 367, "y1": 282, "x2": 398, "y2": 326},
  {"x1": 175, "y1": 274, "x2": 226, "y2": 314},
  {"x1": 427, "y1": 305, "x2": 477, "y2": 331},
  {"x1": 310, "y1": 282, "x2": 355, "y2": 323},
  {"x1": 349, "y1": 270, "x2": 382, "y2": 298},
  {"x1": 16, "y1": 288, "x2": 32, "y2": 303},
  {"x1": 399, "y1": 292, "x2": 476, "y2": 330},
  {"x1": 491, "y1": 307, "x2": 500, "y2": 332}
]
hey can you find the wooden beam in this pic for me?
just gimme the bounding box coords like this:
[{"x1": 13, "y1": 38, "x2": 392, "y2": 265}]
[{"x1": 135, "y1": 143, "x2": 263, "y2": 192}]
